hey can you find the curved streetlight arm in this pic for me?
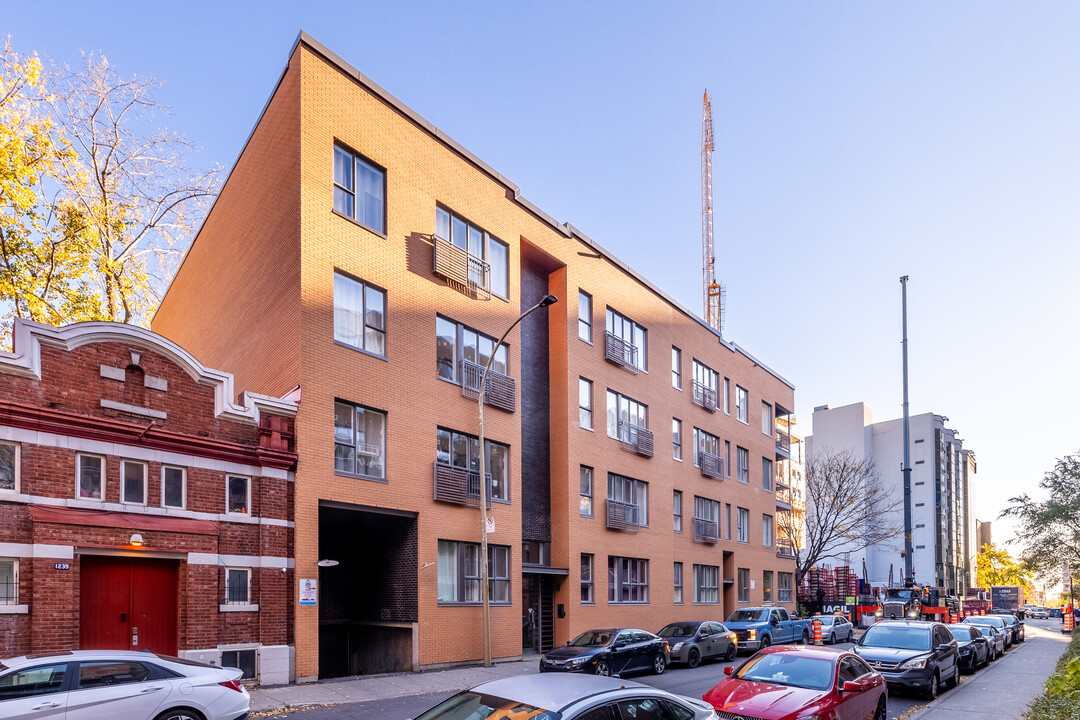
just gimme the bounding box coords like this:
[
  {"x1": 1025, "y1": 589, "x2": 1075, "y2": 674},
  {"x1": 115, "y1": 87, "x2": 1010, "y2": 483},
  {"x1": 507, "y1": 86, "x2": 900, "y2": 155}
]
[{"x1": 478, "y1": 294, "x2": 557, "y2": 667}]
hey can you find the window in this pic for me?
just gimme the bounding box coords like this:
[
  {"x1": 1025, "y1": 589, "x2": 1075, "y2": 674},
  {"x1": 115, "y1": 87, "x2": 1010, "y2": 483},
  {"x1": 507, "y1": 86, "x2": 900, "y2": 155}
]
[
  {"x1": 691, "y1": 360, "x2": 718, "y2": 410},
  {"x1": 578, "y1": 291, "x2": 592, "y2": 342},
  {"x1": 723, "y1": 378, "x2": 730, "y2": 414},
  {"x1": 335, "y1": 401, "x2": 387, "y2": 480},
  {"x1": 333, "y1": 144, "x2": 385, "y2": 234},
  {"x1": 762, "y1": 401, "x2": 773, "y2": 435},
  {"x1": 436, "y1": 316, "x2": 509, "y2": 383},
  {"x1": 672, "y1": 490, "x2": 682, "y2": 533},
  {"x1": 737, "y1": 506, "x2": 749, "y2": 543},
  {"x1": 737, "y1": 568, "x2": 750, "y2": 602},
  {"x1": 762, "y1": 514, "x2": 773, "y2": 547},
  {"x1": 76, "y1": 454, "x2": 104, "y2": 500},
  {"x1": 333, "y1": 272, "x2": 386, "y2": 356},
  {"x1": 580, "y1": 466, "x2": 594, "y2": 517},
  {"x1": 736, "y1": 385, "x2": 748, "y2": 423},
  {"x1": 692, "y1": 427, "x2": 720, "y2": 467},
  {"x1": 694, "y1": 495, "x2": 719, "y2": 523},
  {"x1": 605, "y1": 307, "x2": 648, "y2": 371},
  {"x1": 762, "y1": 570, "x2": 773, "y2": 604},
  {"x1": 579, "y1": 378, "x2": 593, "y2": 429},
  {"x1": 671, "y1": 347, "x2": 681, "y2": 388},
  {"x1": 435, "y1": 207, "x2": 507, "y2": 298},
  {"x1": 438, "y1": 540, "x2": 510, "y2": 604},
  {"x1": 672, "y1": 418, "x2": 682, "y2": 460},
  {"x1": 737, "y1": 446, "x2": 749, "y2": 483},
  {"x1": 724, "y1": 503, "x2": 732, "y2": 540},
  {"x1": 673, "y1": 562, "x2": 683, "y2": 604},
  {"x1": 762, "y1": 457, "x2": 774, "y2": 491},
  {"x1": 608, "y1": 556, "x2": 649, "y2": 603},
  {"x1": 220, "y1": 650, "x2": 256, "y2": 680},
  {"x1": 581, "y1": 554, "x2": 594, "y2": 604},
  {"x1": 0, "y1": 558, "x2": 16, "y2": 605},
  {"x1": 608, "y1": 473, "x2": 648, "y2": 526},
  {"x1": 0, "y1": 442, "x2": 17, "y2": 492},
  {"x1": 606, "y1": 390, "x2": 648, "y2": 439},
  {"x1": 78, "y1": 661, "x2": 152, "y2": 689},
  {"x1": 437, "y1": 428, "x2": 510, "y2": 502},
  {"x1": 0, "y1": 663, "x2": 68, "y2": 700},
  {"x1": 227, "y1": 475, "x2": 250, "y2": 515},
  {"x1": 224, "y1": 568, "x2": 251, "y2": 605},
  {"x1": 120, "y1": 460, "x2": 146, "y2": 505},
  {"x1": 162, "y1": 466, "x2": 185, "y2": 508},
  {"x1": 725, "y1": 441, "x2": 732, "y2": 477},
  {"x1": 694, "y1": 564, "x2": 719, "y2": 604}
]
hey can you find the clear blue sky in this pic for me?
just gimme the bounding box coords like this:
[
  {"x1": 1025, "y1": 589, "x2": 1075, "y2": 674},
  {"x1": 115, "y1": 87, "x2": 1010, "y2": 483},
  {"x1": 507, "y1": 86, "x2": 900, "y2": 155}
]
[{"x1": 7, "y1": 2, "x2": 1079, "y2": 555}]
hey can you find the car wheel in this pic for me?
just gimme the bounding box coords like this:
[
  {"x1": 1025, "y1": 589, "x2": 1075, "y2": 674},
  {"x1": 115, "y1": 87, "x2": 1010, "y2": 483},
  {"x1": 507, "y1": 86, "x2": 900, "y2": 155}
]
[
  {"x1": 154, "y1": 710, "x2": 206, "y2": 720},
  {"x1": 687, "y1": 648, "x2": 701, "y2": 669},
  {"x1": 874, "y1": 694, "x2": 887, "y2": 720},
  {"x1": 760, "y1": 635, "x2": 771, "y2": 649},
  {"x1": 924, "y1": 671, "x2": 939, "y2": 700},
  {"x1": 594, "y1": 660, "x2": 611, "y2": 677},
  {"x1": 800, "y1": 630, "x2": 810, "y2": 645},
  {"x1": 725, "y1": 643, "x2": 737, "y2": 661},
  {"x1": 652, "y1": 653, "x2": 666, "y2": 675},
  {"x1": 948, "y1": 663, "x2": 960, "y2": 688}
]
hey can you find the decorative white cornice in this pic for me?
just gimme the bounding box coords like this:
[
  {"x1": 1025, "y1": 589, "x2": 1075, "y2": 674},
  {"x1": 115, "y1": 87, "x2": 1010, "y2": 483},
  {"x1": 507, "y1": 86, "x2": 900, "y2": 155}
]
[{"x1": 0, "y1": 319, "x2": 297, "y2": 425}]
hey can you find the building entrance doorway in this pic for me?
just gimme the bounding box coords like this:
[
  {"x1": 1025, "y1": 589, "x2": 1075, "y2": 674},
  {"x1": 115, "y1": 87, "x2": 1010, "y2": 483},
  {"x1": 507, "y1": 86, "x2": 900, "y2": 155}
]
[
  {"x1": 80, "y1": 555, "x2": 178, "y2": 655},
  {"x1": 521, "y1": 574, "x2": 554, "y2": 655}
]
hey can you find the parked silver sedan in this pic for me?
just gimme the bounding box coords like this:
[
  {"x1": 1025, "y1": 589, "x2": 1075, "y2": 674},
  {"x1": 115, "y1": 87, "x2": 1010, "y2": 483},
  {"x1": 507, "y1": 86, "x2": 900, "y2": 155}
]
[
  {"x1": 811, "y1": 614, "x2": 854, "y2": 644},
  {"x1": 657, "y1": 621, "x2": 737, "y2": 667}
]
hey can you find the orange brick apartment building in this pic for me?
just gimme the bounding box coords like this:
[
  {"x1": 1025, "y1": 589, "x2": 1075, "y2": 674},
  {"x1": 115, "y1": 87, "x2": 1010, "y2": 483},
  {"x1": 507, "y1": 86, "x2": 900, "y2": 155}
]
[
  {"x1": 0, "y1": 319, "x2": 297, "y2": 684},
  {"x1": 152, "y1": 32, "x2": 799, "y2": 681}
]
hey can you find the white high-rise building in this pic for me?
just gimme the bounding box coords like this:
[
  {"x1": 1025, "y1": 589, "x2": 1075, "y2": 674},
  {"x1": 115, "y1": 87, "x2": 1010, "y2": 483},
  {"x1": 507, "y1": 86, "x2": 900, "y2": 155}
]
[{"x1": 806, "y1": 402, "x2": 977, "y2": 594}]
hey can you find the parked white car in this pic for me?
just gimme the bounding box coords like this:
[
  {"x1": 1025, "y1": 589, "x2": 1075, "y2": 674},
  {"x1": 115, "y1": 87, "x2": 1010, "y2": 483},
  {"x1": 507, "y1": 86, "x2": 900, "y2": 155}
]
[{"x1": 0, "y1": 650, "x2": 249, "y2": 720}]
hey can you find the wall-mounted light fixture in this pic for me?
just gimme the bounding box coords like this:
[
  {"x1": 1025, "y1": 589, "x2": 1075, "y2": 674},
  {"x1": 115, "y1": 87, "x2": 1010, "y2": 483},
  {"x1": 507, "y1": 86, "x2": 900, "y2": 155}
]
[
  {"x1": 317, "y1": 559, "x2": 339, "y2": 567},
  {"x1": 129, "y1": 533, "x2": 144, "y2": 546}
]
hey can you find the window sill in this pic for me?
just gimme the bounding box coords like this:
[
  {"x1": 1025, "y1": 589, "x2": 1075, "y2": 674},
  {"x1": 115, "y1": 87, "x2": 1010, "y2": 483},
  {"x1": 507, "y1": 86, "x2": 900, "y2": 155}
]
[
  {"x1": 580, "y1": 513, "x2": 594, "y2": 519},
  {"x1": 437, "y1": 602, "x2": 512, "y2": 607},
  {"x1": 0, "y1": 605, "x2": 28, "y2": 614},
  {"x1": 579, "y1": 337, "x2": 594, "y2": 346},
  {"x1": 334, "y1": 471, "x2": 388, "y2": 484},
  {"x1": 693, "y1": 601, "x2": 720, "y2": 606},
  {"x1": 333, "y1": 340, "x2": 389, "y2": 363},
  {"x1": 220, "y1": 604, "x2": 259, "y2": 613},
  {"x1": 608, "y1": 601, "x2": 650, "y2": 606},
  {"x1": 331, "y1": 208, "x2": 387, "y2": 239},
  {"x1": 226, "y1": 512, "x2": 252, "y2": 518},
  {"x1": 580, "y1": 425, "x2": 594, "y2": 432}
]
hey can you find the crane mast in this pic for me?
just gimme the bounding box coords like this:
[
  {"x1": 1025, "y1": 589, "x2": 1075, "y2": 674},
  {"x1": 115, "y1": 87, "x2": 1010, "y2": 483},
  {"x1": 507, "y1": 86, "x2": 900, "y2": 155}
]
[{"x1": 702, "y1": 90, "x2": 725, "y2": 334}]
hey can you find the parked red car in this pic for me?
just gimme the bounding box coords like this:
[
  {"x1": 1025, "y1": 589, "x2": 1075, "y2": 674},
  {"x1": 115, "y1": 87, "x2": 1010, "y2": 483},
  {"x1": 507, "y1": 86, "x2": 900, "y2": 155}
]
[{"x1": 703, "y1": 645, "x2": 887, "y2": 720}]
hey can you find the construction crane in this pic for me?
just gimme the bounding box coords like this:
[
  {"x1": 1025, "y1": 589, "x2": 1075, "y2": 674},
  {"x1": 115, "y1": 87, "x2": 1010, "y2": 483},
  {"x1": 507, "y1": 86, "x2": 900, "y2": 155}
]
[{"x1": 701, "y1": 90, "x2": 725, "y2": 334}]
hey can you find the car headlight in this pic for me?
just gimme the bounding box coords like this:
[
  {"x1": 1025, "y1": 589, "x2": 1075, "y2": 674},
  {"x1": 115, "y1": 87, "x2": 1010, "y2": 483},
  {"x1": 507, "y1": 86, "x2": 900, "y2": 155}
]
[
  {"x1": 568, "y1": 657, "x2": 586, "y2": 666},
  {"x1": 671, "y1": 642, "x2": 684, "y2": 652},
  {"x1": 900, "y1": 655, "x2": 929, "y2": 669},
  {"x1": 728, "y1": 633, "x2": 737, "y2": 643},
  {"x1": 907, "y1": 610, "x2": 919, "y2": 618},
  {"x1": 749, "y1": 629, "x2": 757, "y2": 641},
  {"x1": 874, "y1": 609, "x2": 883, "y2": 617}
]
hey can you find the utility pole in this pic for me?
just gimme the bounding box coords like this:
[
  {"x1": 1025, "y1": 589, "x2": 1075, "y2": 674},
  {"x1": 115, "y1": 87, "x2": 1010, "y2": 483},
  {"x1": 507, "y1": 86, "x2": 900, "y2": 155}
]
[{"x1": 901, "y1": 276, "x2": 914, "y2": 584}]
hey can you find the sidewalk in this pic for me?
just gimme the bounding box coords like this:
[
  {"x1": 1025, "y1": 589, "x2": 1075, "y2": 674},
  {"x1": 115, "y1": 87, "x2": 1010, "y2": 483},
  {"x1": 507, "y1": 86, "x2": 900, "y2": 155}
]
[
  {"x1": 908, "y1": 624, "x2": 1071, "y2": 720},
  {"x1": 249, "y1": 658, "x2": 539, "y2": 714}
]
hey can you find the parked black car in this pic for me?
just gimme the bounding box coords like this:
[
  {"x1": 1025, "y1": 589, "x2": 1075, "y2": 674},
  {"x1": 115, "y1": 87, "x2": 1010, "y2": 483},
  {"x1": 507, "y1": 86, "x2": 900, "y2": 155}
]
[
  {"x1": 657, "y1": 621, "x2": 737, "y2": 667},
  {"x1": 970, "y1": 623, "x2": 1004, "y2": 661},
  {"x1": 989, "y1": 614, "x2": 1025, "y2": 643},
  {"x1": 540, "y1": 628, "x2": 670, "y2": 676},
  {"x1": 962, "y1": 616, "x2": 1012, "y2": 649},
  {"x1": 853, "y1": 620, "x2": 959, "y2": 699},
  {"x1": 947, "y1": 624, "x2": 989, "y2": 672}
]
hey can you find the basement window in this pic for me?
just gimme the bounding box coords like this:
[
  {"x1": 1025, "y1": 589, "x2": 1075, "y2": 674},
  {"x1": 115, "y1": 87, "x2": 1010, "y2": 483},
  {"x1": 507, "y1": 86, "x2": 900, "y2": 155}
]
[{"x1": 221, "y1": 649, "x2": 256, "y2": 680}]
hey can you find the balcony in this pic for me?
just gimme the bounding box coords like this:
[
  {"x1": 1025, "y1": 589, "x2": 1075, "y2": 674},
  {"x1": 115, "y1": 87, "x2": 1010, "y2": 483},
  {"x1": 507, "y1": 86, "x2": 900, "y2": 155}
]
[
  {"x1": 775, "y1": 487, "x2": 792, "y2": 510},
  {"x1": 460, "y1": 359, "x2": 516, "y2": 413},
  {"x1": 606, "y1": 499, "x2": 641, "y2": 532},
  {"x1": 691, "y1": 381, "x2": 718, "y2": 412},
  {"x1": 604, "y1": 332, "x2": 639, "y2": 373},
  {"x1": 694, "y1": 518, "x2": 719, "y2": 544},
  {"x1": 618, "y1": 420, "x2": 653, "y2": 458},
  {"x1": 776, "y1": 542, "x2": 797, "y2": 560},
  {"x1": 433, "y1": 235, "x2": 491, "y2": 298},
  {"x1": 697, "y1": 450, "x2": 724, "y2": 480},
  {"x1": 775, "y1": 427, "x2": 791, "y2": 458},
  {"x1": 433, "y1": 462, "x2": 492, "y2": 508}
]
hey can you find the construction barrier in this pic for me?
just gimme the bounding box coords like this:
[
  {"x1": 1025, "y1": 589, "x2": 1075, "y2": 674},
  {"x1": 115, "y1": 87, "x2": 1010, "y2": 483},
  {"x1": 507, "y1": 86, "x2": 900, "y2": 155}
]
[
  {"x1": 813, "y1": 619, "x2": 823, "y2": 645},
  {"x1": 1066, "y1": 613, "x2": 1075, "y2": 633},
  {"x1": 947, "y1": 609, "x2": 955, "y2": 624}
]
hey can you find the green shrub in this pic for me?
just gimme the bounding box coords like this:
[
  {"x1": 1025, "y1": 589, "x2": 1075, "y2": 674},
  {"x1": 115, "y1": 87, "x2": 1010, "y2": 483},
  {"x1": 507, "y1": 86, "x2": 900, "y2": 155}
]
[{"x1": 1024, "y1": 632, "x2": 1080, "y2": 720}]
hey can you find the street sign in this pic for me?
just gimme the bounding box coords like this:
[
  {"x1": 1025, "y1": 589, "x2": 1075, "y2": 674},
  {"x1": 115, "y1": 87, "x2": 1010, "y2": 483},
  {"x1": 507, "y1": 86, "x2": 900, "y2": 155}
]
[{"x1": 485, "y1": 516, "x2": 495, "y2": 534}]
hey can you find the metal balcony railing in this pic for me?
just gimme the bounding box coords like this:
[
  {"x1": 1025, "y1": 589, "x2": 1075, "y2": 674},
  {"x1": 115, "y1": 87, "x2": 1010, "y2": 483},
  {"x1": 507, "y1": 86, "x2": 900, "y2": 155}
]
[
  {"x1": 775, "y1": 487, "x2": 792, "y2": 509},
  {"x1": 776, "y1": 543, "x2": 796, "y2": 559},
  {"x1": 606, "y1": 499, "x2": 641, "y2": 532},
  {"x1": 604, "y1": 332, "x2": 639, "y2": 373},
  {"x1": 433, "y1": 462, "x2": 492, "y2": 508},
  {"x1": 698, "y1": 450, "x2": 724, "y2": 480},
  {"x1": 775, "y1": 428, "x2": 791, "y2": 456},
  {"x1": 692, "y1": 381, "x2": 718, "y2": 412},
  {"x1": 694, "y1": 518, "x2": 719, "y2": 544},
  {"x1": 433, "y1": 235, "x2": 491, "y2": 298},
  {"x1": 460, "y1": 359, "x2": 516, "y2": 413},
  {"x1": 618, "y1": 420, "x2": 653, "y2": 457}
]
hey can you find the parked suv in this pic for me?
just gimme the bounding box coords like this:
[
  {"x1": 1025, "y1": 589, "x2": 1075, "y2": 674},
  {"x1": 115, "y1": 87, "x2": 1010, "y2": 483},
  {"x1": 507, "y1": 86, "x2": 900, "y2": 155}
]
[
  {"x1": 853, "y1": 620, "x2": 959, "y2": 699},
  {"x1": 989, "y1": 614, "x2": 1025, "y2": 643},
  {"x1": 962, "y1": 615, "x2": 1012, "y2": 649}
]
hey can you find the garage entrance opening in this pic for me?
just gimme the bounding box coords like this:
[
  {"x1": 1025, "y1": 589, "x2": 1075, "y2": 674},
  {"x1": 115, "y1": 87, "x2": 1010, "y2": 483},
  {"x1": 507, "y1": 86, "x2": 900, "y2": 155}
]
[
  {"x1": 80, "y1": 555, "x2": 178, "y2": 655},
  {"x1": 318, "y1": 501, "x2": 417, "y2": 678}
]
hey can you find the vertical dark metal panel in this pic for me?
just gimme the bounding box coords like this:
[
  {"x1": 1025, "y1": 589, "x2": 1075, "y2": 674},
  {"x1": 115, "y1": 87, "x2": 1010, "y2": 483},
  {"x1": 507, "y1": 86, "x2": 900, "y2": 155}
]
[{"x1": 520, "y1": 258, "x2": 551, "y2": 544}]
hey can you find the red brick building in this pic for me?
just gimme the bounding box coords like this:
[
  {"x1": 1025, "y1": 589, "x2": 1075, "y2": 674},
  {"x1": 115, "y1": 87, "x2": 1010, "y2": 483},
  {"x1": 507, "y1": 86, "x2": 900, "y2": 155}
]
[{"x1": 0, "y1": 319, "x2": 298, "y2": 684}]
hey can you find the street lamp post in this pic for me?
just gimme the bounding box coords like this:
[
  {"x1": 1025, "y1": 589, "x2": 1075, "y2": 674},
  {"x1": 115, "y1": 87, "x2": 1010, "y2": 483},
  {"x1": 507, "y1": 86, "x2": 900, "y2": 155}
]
[{"x1": 478, "y1": 293, "x2": 557, "y2": 667}]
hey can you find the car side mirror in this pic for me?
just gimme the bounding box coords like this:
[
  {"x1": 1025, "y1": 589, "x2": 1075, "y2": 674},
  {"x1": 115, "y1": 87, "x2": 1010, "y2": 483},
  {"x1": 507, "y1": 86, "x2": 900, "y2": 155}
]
[
  {"x1": 841, "y1": 681, "x2": 862, "y2": 693},
  {"x1": 724, "y1": 666, "x2": 735, "y2": 676},
  {"x1": 771, "y1": 618, "x2": 780, "y2": 626},
  {"x1": 612, "y1": 641, "x2": 625, "y2": 648},
  {"x1": 699, "y1": 631, "x2": 711, "y2": 639},
  {"x1": 936, "y1": 644, "x2": 952, "y2": 653}
]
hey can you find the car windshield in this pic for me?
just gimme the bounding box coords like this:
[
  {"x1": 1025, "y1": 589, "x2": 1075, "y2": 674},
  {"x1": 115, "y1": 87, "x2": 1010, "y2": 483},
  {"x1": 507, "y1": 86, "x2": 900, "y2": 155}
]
[
  {"x1": 414, "y1": 691, "x2": 559, "y2": 720},
  {"x1": 814, "y1": 616, "x2": 834, "y2": 625},
  {"x1": 727, "y1": 610, "x2": 767, "y2": 623},
  {"x1": 966, "y1": 617, "x2": 1004, "y2": 629},
  {"x1": 859, "y1": 625, "x2": 930, "y2": 651},
  {"x1": 947, "y1": 627, "x2": 971, "y2": 642},
  {"x1": 734, "y1": 653, "x2": 834, "y2": 690},
  {"x1": 658, "y1": 623, "x2": 699, "y2": 638},
  {"x1": 568, "y1": 630, "x2": 614, "y2": 647}
]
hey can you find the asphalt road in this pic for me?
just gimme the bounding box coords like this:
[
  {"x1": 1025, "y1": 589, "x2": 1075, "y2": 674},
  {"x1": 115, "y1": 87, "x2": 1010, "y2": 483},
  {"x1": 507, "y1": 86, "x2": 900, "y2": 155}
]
[{"x1": 258, "y1": 619, "x2": 1061, "y2": 720}]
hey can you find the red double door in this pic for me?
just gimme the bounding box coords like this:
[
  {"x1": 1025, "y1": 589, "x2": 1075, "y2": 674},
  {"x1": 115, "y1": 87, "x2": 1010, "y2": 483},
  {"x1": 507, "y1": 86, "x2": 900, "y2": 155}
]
[{"x1": 80, "y1": 556, "x2": 179, "y2": 655}]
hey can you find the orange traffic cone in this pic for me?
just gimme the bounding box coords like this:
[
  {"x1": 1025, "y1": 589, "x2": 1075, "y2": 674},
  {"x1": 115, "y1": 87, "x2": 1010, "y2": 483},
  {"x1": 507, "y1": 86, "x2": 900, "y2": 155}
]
[
  {"x1": 1066, "y1": 612, "x2": 1075, "y2": 633},
  {"x1": 813, "y1": 619, "x2": 823, "y2": 645}
]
